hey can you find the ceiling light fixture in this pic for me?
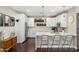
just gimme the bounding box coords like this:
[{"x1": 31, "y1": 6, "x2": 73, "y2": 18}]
[{"x1": 41, "y1": 6, "x2": 45, "y2": 17}]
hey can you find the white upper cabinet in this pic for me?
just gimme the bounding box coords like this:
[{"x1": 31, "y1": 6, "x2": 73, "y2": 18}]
[
  {"x1": 57, "y1": 13, "x2": 67, "y2": 27},
  {"x1": 61, "y1": 13, "x2": 67, "y2": 27},
  {"x1": 46, "y1": 18, "x2": 57, "y2": 27},
  {"x1": 27, "y1": 18, "x2": 34, "y2": 27}
]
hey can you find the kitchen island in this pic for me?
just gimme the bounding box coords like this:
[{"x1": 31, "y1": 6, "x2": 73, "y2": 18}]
[{"x1": 35, "y1": 32, "x2": 77, "y2": 50}]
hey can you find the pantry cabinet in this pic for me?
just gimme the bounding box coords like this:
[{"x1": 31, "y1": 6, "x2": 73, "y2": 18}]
[
  {"x1": 46, "y1": 18, "x2": 57, "y2": 27},
  {"x1": 27, "y1": 18, "x2": 34, "y2": 27}
]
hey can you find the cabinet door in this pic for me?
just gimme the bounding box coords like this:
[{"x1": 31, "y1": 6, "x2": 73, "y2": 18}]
[
  {"x1": 46, "y1": 18, "x2": 52, "y2": 27},
  {"x1": 46, "y1": 18, "x2": 57, "y2": 27},
  {"x1": 57, "y1": 13, "x2": 67, "y2": 27},
  {"x1": 57, "y1": 15, "x2": 61, "y2": 23},
  {"x1": 27, "y1": 18, "x2": 34, "y2": 27},
  {"x1": 52, "y1": 18, "x2": 57, "y2": 27},
  {"x1": 60, "y1": 13, "x2": 67, "y2": 27}
]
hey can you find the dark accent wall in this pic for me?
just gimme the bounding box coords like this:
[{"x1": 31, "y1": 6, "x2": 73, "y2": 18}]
[{"x1": 77, "y1": 13, "x2": 79, "y2": 49}]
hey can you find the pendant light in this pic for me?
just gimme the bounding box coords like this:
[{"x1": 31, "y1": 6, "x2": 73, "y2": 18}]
[{"x1": 41, "y1": 6, "x2": 44, "y2": 17}]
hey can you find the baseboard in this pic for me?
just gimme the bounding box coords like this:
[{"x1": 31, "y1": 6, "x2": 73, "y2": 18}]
[
  {"x1": 22, "y1": 37, "x2": 35, "y2": 44},
  {"x1": 27, "y1": 37, "x2": 35, "y2": 39},
  {"x1": 22, "y1": 38, "x2": 28, "y2": 44}
]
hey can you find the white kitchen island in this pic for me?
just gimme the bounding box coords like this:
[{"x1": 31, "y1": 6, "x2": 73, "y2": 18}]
[{"x1": 35, "y1": 32, "x2": 77, "y2": 50}]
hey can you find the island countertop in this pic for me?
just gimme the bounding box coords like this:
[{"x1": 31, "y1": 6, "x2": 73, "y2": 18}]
[
  {"x1": 35, "y1": 32, "x2": 77, "y2": 50},
  {"x1": 35, "y1": 32, "x2": 77, "y2": 36}
]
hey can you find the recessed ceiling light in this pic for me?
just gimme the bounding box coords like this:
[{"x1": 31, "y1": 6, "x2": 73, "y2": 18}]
[{"x1": 27, "y1": 9, "x2": 30, "y2": 12}]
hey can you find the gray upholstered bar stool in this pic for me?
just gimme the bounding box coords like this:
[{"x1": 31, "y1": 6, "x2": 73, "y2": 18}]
[
  {"x1": 36, "y1": 36, "x2": 42, "y2": 50},
  {"x1": 60, "y1": 35, "x2": 67, "y2": 51},
  {"x1": 62, "y1": 35, "x2": 74, "y2": 51},
  {"x1": 40, "y1": 35, "x2": 49, "y2": 51},
  {"x1": 51, "y1": 35, "x2": 61, "y2": 51},
  {"x1": 47, "y1": 36, "x2": 54, "y2": 51},
  {"x1": 48, "y1": 35, "x2": 55, "y2": 51}
]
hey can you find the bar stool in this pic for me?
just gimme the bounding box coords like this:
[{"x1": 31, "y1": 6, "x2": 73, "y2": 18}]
[
  {"x1": 60, "y1": 35, "x2": 67, "y2": 51},
  {"x1": 40, "y1": 35, "x2": 49, "y2": 51},
  {"x1": 51, "y1": 35, "x2": 61, "y2": 51},
  {"x1": 48, "y1": 35, "x2": 55, "y2": 51},
  {"x1": 47, "y1": 36, "x2": 54, "y2": 51},
  {"x1": 62, "y1": 35, "x2": 74, "y2": 51},
  {"x1": 36, "y1": 36, "x2": 42, "y2": 50}
]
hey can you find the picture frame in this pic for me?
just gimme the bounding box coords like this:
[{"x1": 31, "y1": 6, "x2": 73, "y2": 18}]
[
  {"x1": 4, "y1": 15, "x2": 11, "y2": 26},
  {"x1": 10, "y1": 17, "x2": 15, "y2": 26},
  {"x1": 0, "y1": 13, "x2": 15, "y2": 27},
  {"x1": 0, "y1": 14, "x2": 3, "y2": 26}
]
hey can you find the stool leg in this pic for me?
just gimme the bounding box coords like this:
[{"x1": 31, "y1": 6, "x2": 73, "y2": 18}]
[
  {"x1": 52, "y1": 36, "x2": 55, "y2": 52},
  {"x1": 40, "y1": 37, "x2": 42, "y2": 52}
]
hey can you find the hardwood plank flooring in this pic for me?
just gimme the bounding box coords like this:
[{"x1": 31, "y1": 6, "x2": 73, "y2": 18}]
[
  {"x1": 9, "y1": 39, "x2": 35, "y2": 52},
  {"x1": 9, "y1": 39, "x2": 77, "y2": 52}
]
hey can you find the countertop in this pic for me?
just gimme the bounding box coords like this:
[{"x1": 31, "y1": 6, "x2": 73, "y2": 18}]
[{"x1": 36, "y1": 32, "x2": 77, "y2": 36}]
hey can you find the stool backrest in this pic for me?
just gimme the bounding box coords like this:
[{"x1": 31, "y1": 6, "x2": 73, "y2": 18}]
[
  {"x1": 54, "y1": 35, "x2": 61, "y2": 40},
  {"x1": 42, "y1": 35, "x2": 48, "y2": 40},
  {"x1": 41, "y1": 35, "x2": 48, "y2": 45},
  {"x1": 62, "y1": 35, "x2": 74, "y2": 46}
]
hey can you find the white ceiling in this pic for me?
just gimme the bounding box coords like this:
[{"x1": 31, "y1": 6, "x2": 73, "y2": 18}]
[{"x1": 9, "y1": 6, "x2": 74, "y2": 17}]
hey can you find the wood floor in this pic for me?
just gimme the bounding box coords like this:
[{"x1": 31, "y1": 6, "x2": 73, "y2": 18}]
[{"x1": 9, "y1": 39, "x2": 77, "y2": 52}]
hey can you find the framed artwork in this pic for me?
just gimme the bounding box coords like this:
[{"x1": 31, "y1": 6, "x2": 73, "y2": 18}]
[
  {"x1": 69, "y1": 16, "x2": 74, "y2": 24},
  {"x1": 4, "y1": 15, "x2": 15, "y2": 26},
  {"x1": 0, "y1": 14, "x2": 3, "y2": 26},
  {"x1": 4, "y1": 15, "x2": 11, "y2": 26},
  {"x1": 0, "y1": 13, "x2": 15, "y2": 27},
  {"x1": 10, "y1": 17, "x2": 15, "y2": 26}
]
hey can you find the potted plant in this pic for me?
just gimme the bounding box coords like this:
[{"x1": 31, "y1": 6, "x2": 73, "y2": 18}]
[
  {"x1": 0, "y1": 31, "x2": 4, "y2": 48},
  {"x1": 0, "y1": 40, "x2": 4, "y2": 48}
]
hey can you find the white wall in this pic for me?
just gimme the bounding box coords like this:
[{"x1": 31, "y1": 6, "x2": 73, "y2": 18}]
[
  {"x1": 0, "y1": 7, "x2": 17, "y2": 39},
  {"x1": 67, "y1": 7, "x2": 78, "y2": 48},
  {"x1": 67, "y1": 7, "x2": 77, "y2": 35},
  {"x1": 15, "y1": 14, "x2": 27, "y2": 43}
]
